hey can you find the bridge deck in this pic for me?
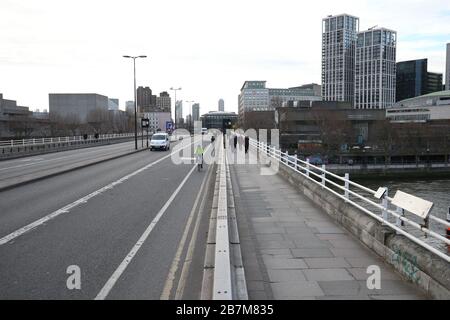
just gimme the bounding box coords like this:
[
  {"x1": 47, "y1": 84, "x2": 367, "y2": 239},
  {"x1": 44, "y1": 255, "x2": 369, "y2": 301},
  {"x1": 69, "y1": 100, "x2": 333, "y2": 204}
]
[{"x1": 230, "y1": 162, "x2": 427, "y2": 300}]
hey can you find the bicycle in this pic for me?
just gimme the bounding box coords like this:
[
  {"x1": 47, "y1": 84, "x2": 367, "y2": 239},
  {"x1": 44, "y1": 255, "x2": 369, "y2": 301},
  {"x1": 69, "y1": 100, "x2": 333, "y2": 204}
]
[{"x1": 196, "y1": 154, "x2": 203, "y2": 171}]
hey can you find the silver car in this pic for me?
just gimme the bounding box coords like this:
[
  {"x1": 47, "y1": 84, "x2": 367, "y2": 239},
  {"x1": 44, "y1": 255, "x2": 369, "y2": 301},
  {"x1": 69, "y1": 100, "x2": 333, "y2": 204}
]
[{"x1": 150, "y1": 133, "x2": 170, "y2": 151}]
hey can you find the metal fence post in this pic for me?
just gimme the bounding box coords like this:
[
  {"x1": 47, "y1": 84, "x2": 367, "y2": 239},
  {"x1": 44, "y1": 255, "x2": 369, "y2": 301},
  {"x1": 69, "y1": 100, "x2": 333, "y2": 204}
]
[
  {"x1": 306, "y1": 158, "x2": 310, "y2": 177},
  {"x1": 293, "y1": 154, "x2": 297, "y2": 169},
  {"x1": 382, "y1": 187, "x2": 389, "y2": 224},
  {"x1": 447, "y1": 207, "x2": 450, "y2": 252},
  {"x1": 396, "y1": 206, "x2": 404, "y2": 232},
  {"x1": 321, "y1": 164, "x2": 326, "y2": 186},
  {"x1": 344, "y1": 173, "x2": 349, "y2": 200}
]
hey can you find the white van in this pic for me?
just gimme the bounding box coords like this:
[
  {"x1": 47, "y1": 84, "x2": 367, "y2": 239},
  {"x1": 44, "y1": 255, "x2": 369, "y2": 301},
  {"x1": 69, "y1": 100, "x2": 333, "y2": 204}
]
[{"x1": 150, "y1": 132, "x2": 170, "y2": 151}]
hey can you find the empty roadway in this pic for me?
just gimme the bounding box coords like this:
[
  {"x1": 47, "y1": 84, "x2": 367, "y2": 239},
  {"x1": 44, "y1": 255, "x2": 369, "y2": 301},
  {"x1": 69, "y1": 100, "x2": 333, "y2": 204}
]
[{"x1": 0, "y1": 140, "x2": 213, "y2": 299}]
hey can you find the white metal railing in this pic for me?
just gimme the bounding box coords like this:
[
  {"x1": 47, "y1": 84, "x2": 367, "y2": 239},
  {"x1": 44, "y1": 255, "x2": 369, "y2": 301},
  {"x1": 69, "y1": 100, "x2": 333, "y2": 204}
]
[
  {"x1": 0, "y1": 133, "x2": 141, "y2": 148},
  {"x1": 326, "y1": 163, "x2": 450, "y2": 170},
  {"x1": 250, "y1": 138, "x2": 450, "y2": 263}
]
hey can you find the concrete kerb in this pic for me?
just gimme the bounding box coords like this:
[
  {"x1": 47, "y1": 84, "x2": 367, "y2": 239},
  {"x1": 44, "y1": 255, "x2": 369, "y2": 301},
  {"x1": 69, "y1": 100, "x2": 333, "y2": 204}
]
[
  {"x1": 201, "y1": 141, "x2": 249, "y2": 300},
  {"x1": 275, "y1": 160, "x2": 450, "y2": 300},
  {"x1": 226, "y1": 158, "x2": 249, "y2": 300},
  {"x1": 0, "y1": 147, "x2": 149, "y2": 192}
]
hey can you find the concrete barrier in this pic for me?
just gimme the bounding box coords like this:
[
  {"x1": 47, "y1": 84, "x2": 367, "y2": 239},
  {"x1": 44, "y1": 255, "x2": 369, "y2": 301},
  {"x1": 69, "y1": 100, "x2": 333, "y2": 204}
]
[{"x1": 276, "y1": 161, "x2": 450, "y2": 300}]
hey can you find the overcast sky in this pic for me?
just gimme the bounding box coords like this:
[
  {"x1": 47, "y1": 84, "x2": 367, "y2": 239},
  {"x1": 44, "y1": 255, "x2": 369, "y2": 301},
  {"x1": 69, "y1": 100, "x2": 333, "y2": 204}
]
[{"x1": 1, "y1": 0, "x2": 449, "y2": 117}]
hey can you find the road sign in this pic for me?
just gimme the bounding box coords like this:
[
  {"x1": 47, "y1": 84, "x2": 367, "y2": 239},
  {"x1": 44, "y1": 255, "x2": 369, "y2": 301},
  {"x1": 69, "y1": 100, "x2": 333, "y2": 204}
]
[{"x1": 166, "y1": 121, "x2": 173, "y2": 133}]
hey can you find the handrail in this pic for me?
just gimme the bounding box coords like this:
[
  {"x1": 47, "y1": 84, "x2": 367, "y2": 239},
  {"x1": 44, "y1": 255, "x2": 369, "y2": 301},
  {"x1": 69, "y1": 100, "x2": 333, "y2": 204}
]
[
  {"x1": 0, "y1": 133, "x2": 142, "y2": 147},
  {"x1": 249, "y1": 138, "x2": 450, "y2": 263}
]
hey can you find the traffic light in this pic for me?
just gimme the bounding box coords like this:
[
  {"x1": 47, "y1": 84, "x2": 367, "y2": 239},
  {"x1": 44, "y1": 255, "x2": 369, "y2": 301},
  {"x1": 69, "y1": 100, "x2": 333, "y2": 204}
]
[{"x1": 222, "y1": 119, "x2": 232, "y2": 133}]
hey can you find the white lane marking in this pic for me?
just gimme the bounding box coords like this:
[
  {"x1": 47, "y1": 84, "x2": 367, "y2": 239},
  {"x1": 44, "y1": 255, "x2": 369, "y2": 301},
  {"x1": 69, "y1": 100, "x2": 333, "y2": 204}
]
[
  {"x1": 0, "y1": 143, "x2": 191, "y2": 246},
  {"x1": 0, "y1": 142, "x2": 135, "y2": 171},
  {"x1": 95, "y1": 163, "x2": 198, "y2": 300},
  {"x1": 20, "y1": 158, "x2": 44, "y2": 162},
  {"x1": 160, "y1": 145, "x2": 212, "y2": 300}
]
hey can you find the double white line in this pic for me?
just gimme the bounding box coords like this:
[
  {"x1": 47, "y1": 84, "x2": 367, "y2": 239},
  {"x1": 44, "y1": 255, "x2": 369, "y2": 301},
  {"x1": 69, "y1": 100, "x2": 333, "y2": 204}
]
[{"x1": 96, "y1": 143, "x2": 212, "y2": 300}]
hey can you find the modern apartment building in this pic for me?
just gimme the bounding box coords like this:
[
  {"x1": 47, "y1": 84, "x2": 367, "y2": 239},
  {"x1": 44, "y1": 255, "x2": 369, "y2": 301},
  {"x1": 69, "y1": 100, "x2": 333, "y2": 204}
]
[
  {"x1": 354, "y1": 27, "x2": 397, "y2": 109},
  {"x1": 321, "y1": 14, "x2": 359, "y2": 104},
  {"x1": 155, "y1": 91, "x2": 171, "y2": 113},
  {"x1": 136, "y1": 86, "x2": 157, "y2": 113},
  {"x1": 192, "y1": 103, "x2": 200, "y2": 121},
  {"x1": 396, "y1": 59, "x2": 443, "y2": 102},
  {"x1": 175, "y1": 100, "x2": 183, "y2": 128}
]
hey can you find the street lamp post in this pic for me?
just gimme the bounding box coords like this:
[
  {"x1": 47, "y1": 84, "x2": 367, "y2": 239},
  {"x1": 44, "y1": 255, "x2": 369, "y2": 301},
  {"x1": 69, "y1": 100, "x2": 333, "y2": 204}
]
[
  {"x1": 170, "y1": 87, "x2": 182, "y2": 129},
  {"x1": 123, "y1": 55, "x2": 147, "y2": 150}
]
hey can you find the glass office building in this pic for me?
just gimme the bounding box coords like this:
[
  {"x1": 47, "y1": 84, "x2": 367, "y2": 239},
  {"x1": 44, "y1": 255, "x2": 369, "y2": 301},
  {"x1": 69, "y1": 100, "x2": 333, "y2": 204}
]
[{"x1": 396, "y1": 59, "x2": 443, "y2": 102}]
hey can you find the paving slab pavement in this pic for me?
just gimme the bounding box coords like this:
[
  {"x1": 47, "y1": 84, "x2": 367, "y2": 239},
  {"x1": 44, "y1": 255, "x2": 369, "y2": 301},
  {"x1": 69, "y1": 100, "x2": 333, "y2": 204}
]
[{"x1": 230, "y1": 163, "x2": 427, "y2": 300}]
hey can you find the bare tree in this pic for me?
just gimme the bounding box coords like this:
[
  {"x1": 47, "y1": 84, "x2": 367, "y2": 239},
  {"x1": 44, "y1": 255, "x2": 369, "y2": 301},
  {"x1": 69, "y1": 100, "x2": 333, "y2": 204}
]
[
  {"x1": 373, "y1": 120, "x2": 398, "y2": 165},
  {"x1": 310, "y1": 109, "x2": 351, "y2": 157}
]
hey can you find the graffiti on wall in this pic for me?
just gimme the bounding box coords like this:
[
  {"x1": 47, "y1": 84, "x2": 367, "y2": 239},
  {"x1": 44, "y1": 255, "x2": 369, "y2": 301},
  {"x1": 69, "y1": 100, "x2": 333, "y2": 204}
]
[{"x1": 390, "y1": 244, "x2": 421, "y2": 284}]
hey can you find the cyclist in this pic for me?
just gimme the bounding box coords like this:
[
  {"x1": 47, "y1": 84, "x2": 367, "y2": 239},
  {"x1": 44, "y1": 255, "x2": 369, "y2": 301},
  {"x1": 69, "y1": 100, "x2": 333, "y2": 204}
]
[
  {"x1": 210, "y1": 135, "x2": 217, "y2": 157},
  {"x1": 194, "y1": 144, "x2": 204, "y2": 170}
]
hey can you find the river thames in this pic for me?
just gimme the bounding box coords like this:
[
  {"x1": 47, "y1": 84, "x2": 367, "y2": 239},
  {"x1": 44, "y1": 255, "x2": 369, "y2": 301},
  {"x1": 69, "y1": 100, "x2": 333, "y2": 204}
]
[{"x1": 356, "y1": 177, "x2": 450, "y2": 251}]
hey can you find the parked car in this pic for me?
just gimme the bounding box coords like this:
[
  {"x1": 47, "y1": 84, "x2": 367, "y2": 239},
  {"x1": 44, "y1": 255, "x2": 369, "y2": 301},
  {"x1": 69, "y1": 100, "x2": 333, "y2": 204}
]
[{"x1": 150, "y1": 132, "x2": 170, "y2": 151}]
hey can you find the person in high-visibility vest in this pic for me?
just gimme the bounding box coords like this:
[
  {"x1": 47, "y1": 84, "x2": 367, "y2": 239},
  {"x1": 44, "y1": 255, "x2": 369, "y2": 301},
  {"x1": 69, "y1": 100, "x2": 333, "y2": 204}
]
[{"x1": 194, "y1": 144, "x2": 204, "y2": 169}]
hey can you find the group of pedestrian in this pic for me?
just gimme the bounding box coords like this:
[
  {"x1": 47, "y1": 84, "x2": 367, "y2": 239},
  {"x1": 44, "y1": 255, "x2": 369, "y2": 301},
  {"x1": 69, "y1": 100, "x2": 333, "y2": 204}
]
[{"x1": 229, "y1": 134, "x2": 249, "y2": 153}]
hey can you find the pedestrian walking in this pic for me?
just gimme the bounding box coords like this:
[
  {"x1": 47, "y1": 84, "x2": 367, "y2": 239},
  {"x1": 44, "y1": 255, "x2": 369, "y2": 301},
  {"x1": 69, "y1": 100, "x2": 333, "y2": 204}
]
[{"x1": 245, "y1": 136, "x2": 249, "y2": 153}]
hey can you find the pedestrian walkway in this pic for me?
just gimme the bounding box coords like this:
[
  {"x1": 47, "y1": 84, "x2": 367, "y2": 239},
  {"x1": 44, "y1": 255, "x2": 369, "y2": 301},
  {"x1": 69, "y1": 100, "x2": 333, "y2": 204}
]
[{"x1": 230, "y1": 163, "x2": 427, "y2": 300}]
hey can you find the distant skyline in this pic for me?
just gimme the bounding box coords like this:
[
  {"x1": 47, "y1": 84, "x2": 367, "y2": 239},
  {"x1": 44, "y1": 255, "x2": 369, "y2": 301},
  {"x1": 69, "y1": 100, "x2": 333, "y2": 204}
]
[{"x1": 1, "y1": 0, "x2": 449, "y2": 115}]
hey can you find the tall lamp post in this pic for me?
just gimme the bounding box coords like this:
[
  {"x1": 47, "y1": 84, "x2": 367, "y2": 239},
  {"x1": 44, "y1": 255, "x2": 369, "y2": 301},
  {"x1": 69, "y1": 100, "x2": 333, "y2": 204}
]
[
  {"x1": 170, "y1": 87, "x2": 182, "y2": 129},
  {"x1": 123, "y1": 55, "x2": 147, "y2": 150}
]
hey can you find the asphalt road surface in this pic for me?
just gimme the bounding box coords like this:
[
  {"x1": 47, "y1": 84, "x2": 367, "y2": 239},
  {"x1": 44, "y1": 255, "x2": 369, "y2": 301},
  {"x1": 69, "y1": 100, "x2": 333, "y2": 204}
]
[
  {"x1": 0, "y1": 141, "x2": 139, "y2": 183},
  {"x1": 0, "y1": 140, "x2": 214, "y2": 299}
]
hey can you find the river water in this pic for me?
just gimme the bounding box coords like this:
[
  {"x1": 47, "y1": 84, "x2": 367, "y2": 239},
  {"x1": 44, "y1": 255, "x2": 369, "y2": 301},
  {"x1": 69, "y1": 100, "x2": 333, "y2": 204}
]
[{"x1": 354, "y1": 177, "x2": 450, "y2": 252}]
